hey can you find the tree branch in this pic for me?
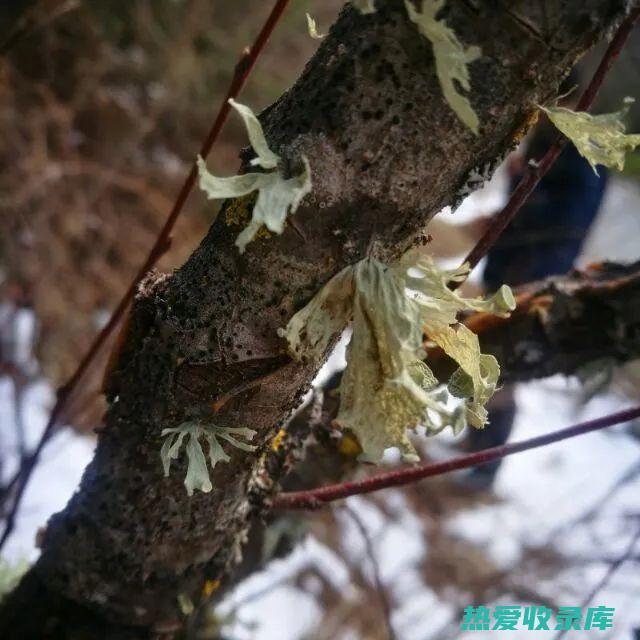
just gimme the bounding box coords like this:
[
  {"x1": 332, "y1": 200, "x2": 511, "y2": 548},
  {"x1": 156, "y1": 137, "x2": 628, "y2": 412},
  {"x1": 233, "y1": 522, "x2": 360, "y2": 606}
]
[
  {"x1": 0, "y1": 1, "x2": 633, "y2": 636},
  {"x1": 443, "y1": 261, "x2": 640, "y2": 382},
  {"x1": 271, "y1": 405, "x2": 640, "y2": 510}
]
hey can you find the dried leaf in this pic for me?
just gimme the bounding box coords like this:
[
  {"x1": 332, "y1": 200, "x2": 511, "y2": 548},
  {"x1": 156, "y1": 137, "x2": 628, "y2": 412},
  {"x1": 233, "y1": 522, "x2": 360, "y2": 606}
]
[
  {"x1": 405, "y1": 0, "x2": 480, "y2": 134},
  {"x1": 281, "y1": 253, "x2": 514, "y2": 462},
  {"x1": 161, "y1": 422, "x2": 257, "y2": 496},
  {"x1": 197, "y1": 100, "x2": 312, "y2": 253},
  {"x1": 353, "y1": 0, "x2": 376, "y2": 14},
  {"x1": 542, "y1": 98, "x2": 640, "y2": 174},
  {"x1": 306, "y1": 13, "x2": 326, "y2": 39}
]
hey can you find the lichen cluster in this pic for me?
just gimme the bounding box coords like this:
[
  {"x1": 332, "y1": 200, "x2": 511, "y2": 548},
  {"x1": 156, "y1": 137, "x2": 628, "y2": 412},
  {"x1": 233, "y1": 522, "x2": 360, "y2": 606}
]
[{"x1": 280, "y1": 253, "x2": 515, "y2": 462}]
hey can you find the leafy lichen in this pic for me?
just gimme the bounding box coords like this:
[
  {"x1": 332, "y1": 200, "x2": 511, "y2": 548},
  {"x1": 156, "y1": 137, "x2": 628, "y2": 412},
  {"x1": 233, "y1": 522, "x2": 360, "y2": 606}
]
[
  {"x1": 306, "y1": 13, "x2": 326, "y2": 39},
  {"x1": 280, "y1": 253, "x2": 514, "y2": 462},
  {"x1": 405, "y1": 0, "x2": 481, "y2": 134},
  {"x1": 161, "y1": 422, "x2": 257, "y2": 496},
  {"x1": 198, "y1": 99, "x2": 312, "y2": 253},
  {"x1": 542, "y1": 97, "x2": 640, "y2": 174}
]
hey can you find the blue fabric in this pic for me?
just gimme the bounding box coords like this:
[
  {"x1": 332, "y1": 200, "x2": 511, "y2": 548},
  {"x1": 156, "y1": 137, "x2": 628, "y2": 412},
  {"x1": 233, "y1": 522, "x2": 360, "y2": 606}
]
[{"x1": 483, "y1": 144, "x2": 608, "y2": 290}]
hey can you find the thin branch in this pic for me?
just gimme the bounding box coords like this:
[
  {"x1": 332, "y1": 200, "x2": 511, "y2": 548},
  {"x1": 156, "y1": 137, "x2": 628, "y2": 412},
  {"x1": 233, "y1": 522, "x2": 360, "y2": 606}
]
[
  {"x1": 0, "y1": 0, "x2": 292, "y2": 552},
  {"x1": 271, "y1": 406, "x2": 640, "y2": 510},
  {"x1": 342, "y1": 505, "x2": 397, "y2": 640},
  {"x1": 459, "y1": 6, "x2": 640, "y2": 278},
  {"x1": 547, "y1": 458, "x2": 640, "y2": 543},
  {"x1": 553, "y1": 522, "x2": 640, "y2": 640}
]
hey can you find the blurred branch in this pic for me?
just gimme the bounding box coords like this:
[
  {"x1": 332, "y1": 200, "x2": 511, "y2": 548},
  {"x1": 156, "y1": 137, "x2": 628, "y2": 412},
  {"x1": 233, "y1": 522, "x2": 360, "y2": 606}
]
[
  {"x1": 553, "y1": 522, "x2": 640, "y2": 640},
  {"x1": 342, "y1": 505, "x2": 397, "y2": 640},
  {"x1": 271, "y1": 406, "x2": 640, "y2": 510},
  {"x1": 547, "y1": 458, "x2": 640, "y2": 542},
  {"x1": 0, "y1": 0, "x2": 39, "y2": 54}
]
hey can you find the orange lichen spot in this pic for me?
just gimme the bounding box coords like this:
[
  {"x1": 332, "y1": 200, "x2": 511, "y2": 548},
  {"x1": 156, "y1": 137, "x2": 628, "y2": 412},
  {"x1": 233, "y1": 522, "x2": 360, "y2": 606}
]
[
  {"x1": 211, "y1": 395, "x2": 230, "y2": 413},
  {"x1": 202, "y1": 579, "x2": 220, "y2": 598},
  {"x1": 529, "y1": 294, "x2": 554, "y2": 322},
  {"x1": 512, "y1": 109, "x2": 540, "y2": 146},
  {"x1": 270, "y1": 428, "x2": 287, "y2": 452},
  {"x1": 224, "y1": 193, "x2": 255, "y2": 227},
  {"x1": 224, "y1": 192, "x2": 271, "y2": 239}
]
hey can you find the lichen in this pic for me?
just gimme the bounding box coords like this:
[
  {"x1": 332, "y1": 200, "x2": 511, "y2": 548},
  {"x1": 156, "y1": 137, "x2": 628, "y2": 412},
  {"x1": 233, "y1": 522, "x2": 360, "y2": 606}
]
[
  {"x1": 198, "y1": 99, "x2": 312, "y2": 253},
  {"x1": 405, "y1": 0, "x2": 481, "y2": 134},
  {"x1": 0, "y1": 558, "x2": 28, "y2": 603},
  {"x1": 161, "y1": 422, "x2": 257, "y2": 496},
  {"x1": 353, "y1": 0, "x2": 376, "y2": 14},
  {"x1": 306, "y1": 13, "x2": 325, "y2": 39},
  {"x1": 542, "y1": 97, "x2": 640, "y2": 174},
  {"x1": 279, "y1": 253, "x2": 515, "y2": 462}
]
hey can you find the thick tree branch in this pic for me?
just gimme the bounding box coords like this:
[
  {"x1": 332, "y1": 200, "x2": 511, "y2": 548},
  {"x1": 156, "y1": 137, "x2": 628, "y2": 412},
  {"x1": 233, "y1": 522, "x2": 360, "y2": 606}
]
[
  {"x1": 0, "y1": 1, "x2": 634, "y2": 637},
  {"x1": 444, "y1": 261, "x2": 640, "y2": 382}
]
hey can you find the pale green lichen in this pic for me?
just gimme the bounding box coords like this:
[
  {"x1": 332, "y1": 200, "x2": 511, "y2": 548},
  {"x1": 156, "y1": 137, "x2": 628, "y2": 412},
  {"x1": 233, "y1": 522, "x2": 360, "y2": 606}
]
[
  {"x1": 161, "y1": 422, "x2": 256, "y2": 496},
  {"x1": 353, "y1": 0, "x2": 376, "y2": 14},
  {"x1": 405, "y1": 0, "x2": 481, "y2": 134},
  {"x1": 280, "y1": 253, "x2": 515, "y2": 462},
  {"x1": 306, "y1": 13, "x2": 326, "y2": 39},
  {"x1": 541, "y1": 98, "x2": 640, "y2": 175},
  {"x1": 277, "y1": 264, "x2": 354, "y2": 361},
  {"x1": 198, "y1": 99, "x2": 312, "y2": 253},
  {"x1": 0, "y1": 558, "x2": 28, "y2": 602}
]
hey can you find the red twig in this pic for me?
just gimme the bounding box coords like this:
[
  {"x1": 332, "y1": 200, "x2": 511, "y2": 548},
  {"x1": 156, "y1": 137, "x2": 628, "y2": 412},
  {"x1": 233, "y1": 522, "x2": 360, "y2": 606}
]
[
  {"x1": 459, "y1": 7, "x2": 640, "y2": 277},
  {"x1": 342, "y1": 505, "x2": 397, "y2": 640},
  {"x1": 0, "y1": 0, "x2": 292, "y2": 551},
  {"x1": 271, "y1": 406, "x2": 640, "y2": 510}
]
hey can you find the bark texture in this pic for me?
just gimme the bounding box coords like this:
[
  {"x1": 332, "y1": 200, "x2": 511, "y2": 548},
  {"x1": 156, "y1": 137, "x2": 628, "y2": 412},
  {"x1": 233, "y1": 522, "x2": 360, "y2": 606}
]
[
  {"x1": 465, "y1": 261, "x2": 640, "y2": 381},
  {"x1": 0, "y1": 1, "x2": 634, "y2": 637}
]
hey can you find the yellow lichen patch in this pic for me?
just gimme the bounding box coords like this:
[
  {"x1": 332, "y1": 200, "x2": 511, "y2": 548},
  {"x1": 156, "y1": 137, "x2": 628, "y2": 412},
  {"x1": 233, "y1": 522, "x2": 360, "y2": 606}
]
[
  {"x1": 270, "y1": 428, "x2": 287, "y2": 452},
  {"x1": 542, "y1": 98, "x2": 640, "y2": 174},
  {"x1": 224, "y1": 193, "x2": 257, "y2": 227},
  {"x1": 511, "y1": 109, "x2": 540, "y2": 146},
  {"x1": 224, "y1": 193, "x2": 272, "y2": 242},
  {"x1": 202, "y1": 579, "x2": 220, "y2": 598},
  {"x1": 338, "y1": 432, "x2": 363, "y2": 457},
  {"x1": 280, "y1": 254, "x2": 515, "y2": 463}
]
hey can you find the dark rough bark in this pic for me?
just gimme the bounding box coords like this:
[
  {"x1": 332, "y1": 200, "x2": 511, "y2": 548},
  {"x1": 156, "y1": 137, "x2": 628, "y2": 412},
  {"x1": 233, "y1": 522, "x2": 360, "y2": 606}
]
[
  {"x1": 0, "y1": 1, "x2": 634, "y2": 637},
  {"x1": 465, "y1": 261, "x2": 640, "y2": 381},
  {"x1": 0, "y1": 0, "x2": 37, "y2": 53}
]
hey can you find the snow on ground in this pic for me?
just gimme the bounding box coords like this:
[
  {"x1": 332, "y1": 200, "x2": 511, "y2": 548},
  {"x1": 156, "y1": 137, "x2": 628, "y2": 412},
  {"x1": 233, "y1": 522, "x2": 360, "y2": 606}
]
[
  {"x1": 0, "y1": 177, "x2": 638, "y2": 638},
  {"x1": 0, "y1": 379, "x2": 95, "y2": 562}
]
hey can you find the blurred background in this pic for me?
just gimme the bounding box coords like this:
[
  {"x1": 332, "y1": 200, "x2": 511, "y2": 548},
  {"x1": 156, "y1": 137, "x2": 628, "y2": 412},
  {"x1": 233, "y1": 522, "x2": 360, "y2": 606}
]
[{"x1": 0, "y1": 1, "x2": 639, "y2": 638}]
